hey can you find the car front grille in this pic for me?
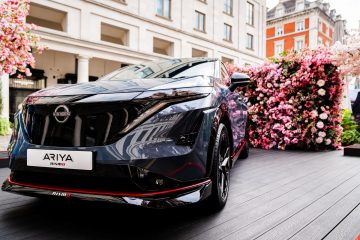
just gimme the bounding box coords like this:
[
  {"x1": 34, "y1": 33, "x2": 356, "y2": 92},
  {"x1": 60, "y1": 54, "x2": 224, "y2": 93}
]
[{"x1": 23, "y1": 100, "x2": 156, "y2": 147}]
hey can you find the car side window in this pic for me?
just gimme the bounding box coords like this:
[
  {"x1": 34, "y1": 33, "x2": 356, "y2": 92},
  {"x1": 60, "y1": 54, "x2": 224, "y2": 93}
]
[{"x1": 220, "y1": 63, "x2": 231, "y2": 86}]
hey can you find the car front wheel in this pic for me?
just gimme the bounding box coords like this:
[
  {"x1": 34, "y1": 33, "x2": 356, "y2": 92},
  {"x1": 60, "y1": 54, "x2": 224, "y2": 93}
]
[{"x1": 206, "y1": 123, "x2": 231, "y2": 211}]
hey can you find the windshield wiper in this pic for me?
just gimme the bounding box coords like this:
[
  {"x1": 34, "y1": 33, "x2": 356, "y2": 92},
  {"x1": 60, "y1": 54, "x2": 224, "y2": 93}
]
[{"x1": 172, "y1": 75, "x2": 205, "y2": 79}]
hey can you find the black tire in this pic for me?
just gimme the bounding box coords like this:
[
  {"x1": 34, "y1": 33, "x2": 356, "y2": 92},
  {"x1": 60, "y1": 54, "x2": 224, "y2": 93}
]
[
  {"x1": 205, "y1": 123, "x2": 231, "y2": 212},
  {"x1": 238, "y1": 140, "x2": 249, "y2": 159}
]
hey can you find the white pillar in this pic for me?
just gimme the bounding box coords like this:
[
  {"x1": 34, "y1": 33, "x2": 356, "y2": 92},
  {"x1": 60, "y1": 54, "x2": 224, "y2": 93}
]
[
  {"x1": 0, "y1": 74, "x2": 9, "y2": 119},
  {"x1": 77, "y1": 55, "x2": 90, "y2": 84}
]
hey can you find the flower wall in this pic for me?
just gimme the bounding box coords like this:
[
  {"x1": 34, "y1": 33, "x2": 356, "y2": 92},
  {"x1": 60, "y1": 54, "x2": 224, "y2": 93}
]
[
  {"x1": 227, "y1": 48, "x2": 344, "y2": 150},
  {"x1": 0, "y1": 0, "x2": 44, "y2": 76}
]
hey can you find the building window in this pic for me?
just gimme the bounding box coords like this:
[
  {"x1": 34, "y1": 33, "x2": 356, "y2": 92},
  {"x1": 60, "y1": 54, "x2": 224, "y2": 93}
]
[
  {"x1": 296, "y1": 21, "x2": 305, "y2": 31},
  {"x1": 27, "y1": 3, "x2": 67, "y2": 32},
  {"x1": 153, "y1": 37, "x2": 174, "y2": 56},
  {"x1": 275, "y1": 42, "x2": 284, "y2": 56},
  {"x1": 276, "y1": 25, "x2": 284, "y2": 36},
  {"x1": 221, "y1": 56, "x2": 233, "y2": 64},
  {"x1": 194, "y1": 11, "x2": 206, "y2": 32},
  {"x1": 318, "y1": 36, "x2": 323, "y2": 44},
  {"x1": 246, "y1": 33, "x2": 254, "y2": 50},
  {"x1": 324, "y1": 24, "x2": 328, "y2": 35},
  {"x1": 220, "y1": 64, "x2": 230, "y2": 85},
  {"x1": 156, "y1": 0, "x2": 171, "y2": 19},
  {"x1": 295, "y1": 38, "x2": 304, "y2": 51},
  {"x1": 296, "y1": 1, "x2": 304, "y2": 10},
  {"x1": 101, "y1": 23, "x2": 129, "y2": 46},
  {"x1": 223, "y1": 23, "x2": 232, "y2": 41},
  {"x1": 276, "y1": 7, "x2": 283, "y2": 17},
  {"x1": 224, "y1": 0, "x2": 233, "y2": 15},
  {"x1": 246, "y1": 2, "x2": 254, "y2": 26},
  {"x1": 192, "y1": 48, "x2": 208, "y2": 57}
]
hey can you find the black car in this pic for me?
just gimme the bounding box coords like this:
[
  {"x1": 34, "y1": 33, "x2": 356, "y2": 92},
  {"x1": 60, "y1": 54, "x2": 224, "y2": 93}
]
[{"x1": 2, "y1": 58, "x2": 249, "y2": 210}]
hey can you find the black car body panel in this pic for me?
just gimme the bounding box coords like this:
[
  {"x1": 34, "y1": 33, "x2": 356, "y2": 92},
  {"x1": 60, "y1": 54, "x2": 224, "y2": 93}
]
[{"x1": 2, "y1": 58, "x2": 248, "y2": 208}]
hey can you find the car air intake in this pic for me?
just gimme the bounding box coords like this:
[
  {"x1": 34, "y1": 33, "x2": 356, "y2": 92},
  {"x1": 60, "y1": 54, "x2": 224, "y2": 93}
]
[{"x1": 23, "y1": 100, "x2": 157, "y2": 147}]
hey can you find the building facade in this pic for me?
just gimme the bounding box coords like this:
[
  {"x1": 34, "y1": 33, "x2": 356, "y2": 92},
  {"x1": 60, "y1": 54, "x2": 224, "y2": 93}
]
[
  {"x1": 266, "y1": 0, "x2": 338, "y2": 58},
  {"x1": 2, "y1": 0, "x2": 267, "y2": 120}
]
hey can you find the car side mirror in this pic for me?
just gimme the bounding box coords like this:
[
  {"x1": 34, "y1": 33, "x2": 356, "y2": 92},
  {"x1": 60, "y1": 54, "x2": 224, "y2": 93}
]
[{"x1": 229, "y1": 72, "x2": 250, "y2": 91}]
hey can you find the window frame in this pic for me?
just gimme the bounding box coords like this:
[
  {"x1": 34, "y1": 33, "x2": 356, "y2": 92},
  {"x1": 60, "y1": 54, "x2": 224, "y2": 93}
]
[
  {"x1": 294, "y1": 37, "x2": 305, "y2": 51},
  {"x1": 318, "y1": 36, "x2": 323, "y2": 44},
  {"x1": 276, "y1": 7, "x2": 284, "y2": 17},
  {"x1": 153, "y1": 37, "x2": 174, "y2": 56},
  {"x1": 275, "y1": 41, "x2": 284, "y2": 56},
  {"x1": 324, "y1": 24, "x2": 328, "y2": 35},
  {"x1": 296, "y1": 20, "x2": 305, "y2": 32},
  {"x1": 246, "y1": 33, "x2": 254, "y2": 50},
  {"x1": 220, "y1": 62, "x2": 231, "y2": 86},
  {"x1": 296, "y1": 1, "x2": 304, "y2": 10},
  {"x1": 194, "y1": 10, "x2": 206, "y2": 32},
  {"x1": 223, "y1": 23, "x2": 232, "y2": 42},
  {"x1": 156, "y1": 0, "x2": 171, "y2": 19},
  {"x1": 100, "y1": 22, "x2": 129, "y2": 46},
  {"x1": 27, "y1": 3, "x2": 68, "y2": 33},
  {"x1": 223, "y1": 0, "x2": 233, "y2": 16},
  {"x1": 246, "y1": 2, "x2": 254, "y2": 26},
  {"x1": 276, "y1": 25, "x2": 284, "y2": 36}
]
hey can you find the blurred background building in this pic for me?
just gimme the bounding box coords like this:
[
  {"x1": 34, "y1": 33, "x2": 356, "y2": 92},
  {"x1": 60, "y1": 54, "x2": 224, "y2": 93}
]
[
  {"x1": 266, "y1": 0, "x2": 345, "y2": 57},
  {"x1": 2, "y1": 0, "x2": 267, "y2": 120}
]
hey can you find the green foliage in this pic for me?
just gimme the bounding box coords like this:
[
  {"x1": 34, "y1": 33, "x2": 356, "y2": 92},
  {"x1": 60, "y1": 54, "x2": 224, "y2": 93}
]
[
  {"x1": 342, "y1": 109, "x2": 359, "y2": 131},
  {"x1": 341, "y1": 130, "x2": 360, "y2": 146},
  {"x1": 0, "y1": 117, "x2": 11, "y2": 136},
  {"x1": 341, "y1": 109, "x2": 360, "y2": 146},
  {"x1": 269, "y1": 51, "x2": 289, "y2": 64}
]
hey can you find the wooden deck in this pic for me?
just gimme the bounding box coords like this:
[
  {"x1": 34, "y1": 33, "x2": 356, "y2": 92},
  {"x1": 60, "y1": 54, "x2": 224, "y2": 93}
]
[{"x1": 1, "y1": 149, "x2": 360, "y2": 240}]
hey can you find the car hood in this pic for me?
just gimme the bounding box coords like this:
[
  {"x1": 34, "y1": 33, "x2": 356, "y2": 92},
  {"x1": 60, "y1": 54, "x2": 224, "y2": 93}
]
[{"x1": 29, "y1": 76, "x2": 213, "y2": 97}]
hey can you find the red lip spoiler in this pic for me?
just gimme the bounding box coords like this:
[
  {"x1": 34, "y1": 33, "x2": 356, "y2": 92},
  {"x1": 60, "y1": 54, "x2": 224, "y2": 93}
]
[{"x1": 7, "y1": 177, "x2": 211, "y2": 198}]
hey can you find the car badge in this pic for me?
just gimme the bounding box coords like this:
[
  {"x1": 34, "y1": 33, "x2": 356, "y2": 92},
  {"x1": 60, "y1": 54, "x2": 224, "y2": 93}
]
[{"x1": 53, "y1": 105, "x2": 71, "y2": 123}]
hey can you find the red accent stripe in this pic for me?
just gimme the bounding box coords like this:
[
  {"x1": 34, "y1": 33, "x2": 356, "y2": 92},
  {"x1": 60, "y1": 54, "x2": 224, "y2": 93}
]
[
  {"x1": 7, "y1": 177, "x2": 211, "y2": 198},
  {"x1": 231, "y1": 139, "x2": 246, "y2": 160}
]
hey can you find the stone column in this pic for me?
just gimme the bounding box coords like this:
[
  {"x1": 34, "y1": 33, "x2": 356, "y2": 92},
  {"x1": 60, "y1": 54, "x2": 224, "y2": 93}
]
[
  {"x1": 77, "y1": 55, "x2": 90, "y2": 84},
  {"x1": 0, "y1": 74, "x2": 9, "y2": 119}
]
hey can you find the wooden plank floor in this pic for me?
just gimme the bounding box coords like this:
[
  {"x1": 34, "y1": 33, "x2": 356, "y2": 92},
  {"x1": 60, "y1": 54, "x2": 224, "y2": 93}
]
[{"x1": 0, "y1": 149, "x2": 360, "y2": 240}]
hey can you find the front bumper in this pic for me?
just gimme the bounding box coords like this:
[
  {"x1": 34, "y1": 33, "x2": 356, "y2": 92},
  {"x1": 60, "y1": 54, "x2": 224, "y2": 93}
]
[{"x1": 2, "y1": 177, "x2": 212, "y2": 209}]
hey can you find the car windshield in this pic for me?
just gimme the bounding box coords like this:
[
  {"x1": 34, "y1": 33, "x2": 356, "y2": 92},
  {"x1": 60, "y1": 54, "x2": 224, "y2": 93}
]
[{"x1": 101, "y1": 59, "x2": 216, "y2": 81}]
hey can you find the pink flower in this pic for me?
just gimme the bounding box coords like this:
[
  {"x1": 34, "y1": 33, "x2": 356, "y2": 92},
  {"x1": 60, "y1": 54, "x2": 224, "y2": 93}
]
[
  {"x1": 319, "y1": 113, "x2": 328, "y2": 120},
  {"x1": 310, "y1": 110, "x2": 318, "y2": 118},
  {"x1": 317, "y1": 80, "x2": 325, "y2": 87},
  {"x1": 316, "y1": 121, "x2": 325, "y2": 129},
  {"x1": 318, "y1": 89, "x2": 326, "y2": 96},
  {"x1": 316, "y1": 137, "x2": 324, "y2": 144},
  {"x1": 318, "y1": 131, "x2": 326, "y2": 138}
]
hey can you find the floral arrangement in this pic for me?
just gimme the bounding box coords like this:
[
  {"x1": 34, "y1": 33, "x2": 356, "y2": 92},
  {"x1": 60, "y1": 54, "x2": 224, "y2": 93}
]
[
  {"x1": 227, "y1": 47, "x2": 345, "y2": 150},
  {"x1": 0, "y1": 0, "x2": 44, "y2": 77}
]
